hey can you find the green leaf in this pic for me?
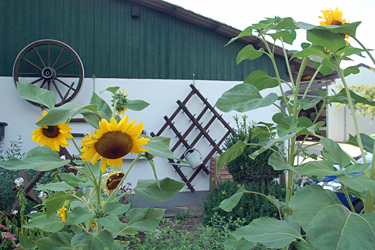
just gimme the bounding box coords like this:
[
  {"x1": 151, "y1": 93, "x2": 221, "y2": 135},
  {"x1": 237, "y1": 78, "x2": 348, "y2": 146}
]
[
  {"x1": 290, "y1": 185, "x2": 375, "y2": 250},
  {"x1": 307, "y1": 29, "x2": 346, "y2": 53},
  {"x1": 16, "y1": 82, "x2": 56, "y2": 108},
  {"x1": 24, "y1": 214, "x2": 65, "y2": 233},
  {"x1": 215, "y1": 83, "x2": 278, "y2": 112},
  {"x1": 134, "y1": 177, "x2": 185, "y2": 202},
  {"x1": 82, "y1": 112, "x2": 101, "y2": 129},
  {"x1": 126, "y1": 100, "x2": 150, "y2": 111},
  {"x1": 71, "y1": 230, "x2": 114, "y2": 250},
  {"x1": 296, "y1": 21, "x2": 361, "y2": 38},
  {"x1": 36, "y1": 103, "x2": 83, "y2": 126},
  {"x1": 46, "y1": 192, "x2": 77, "y2": 217},
  {"x1": 59, "y1": 173, "x2": 84, "y2": 187},
  {"x1": 226, "y1": 26, "x2": 253, "y2": 45},
  {"x1": 268, "y1": 152, "x2": 295, "y2": 171},
  {"x1": 35, "y1": 182, "x2": 74, "y2": 192},
  {"x1": 223, "y1": 236, "x2": 254, "y2": 250},
  {"x1": 217, "y1": 140, "x2": 247, "y2": 172},
  {"x1": 291, "y1": 45, "x2": 327, "y2": 61},
  {"x1": 345, "y1": 163, "x2": 371, "y2": 174},
  {"x1": 293, "y1": 241, "x2": 316, "y2": 250},
  {"x1": 243, "y1": 70, "x2": 279, "y2": 91},
  {"x1": 346, "y1": 133, "x2": 375, "y2": 153},
  {"x1": 219, "y1": 185, "x2": 246, "y2": 212},
  {"x1": 295, "y1": 160, "x2": 340, "y2": 177},
  {"x1": 236, "y1": 45, "x2": 264, "y2": 64},
  {"x1": 344, "y1": 66, "x2": 360, "y2": 77},
  {"x1": 298, "y1": 98, "x2": 321, "y2": 110},
  {"x1": 141, "y1": 137, "x2": 180, "y2": 160},
  {"x1": 231, "y1": 217, "x2": 302, "y2": 249},
  {"x1": 0, "y1": 146, "x2": 69, "y2": 171},
  {"x1": 19, "y1": 233, "x2": 33, "y2": 249},
  {"x1": 320, "y1": 137, "x2": 351, "y2": 168},
  {"x1": 67, "y1": 207, "x2": 95, "y2": 225},
  {"x1": 100, "y1": 86, "x2": 120, "y2": 95},
  {"x1": 273, "y1": 113, "x2": 299, "y2": 137},
  {"x1": 105, "y1": 202, "x2": 131, "y2": 216},
  {"x1": 331, "y1": 88, "x2": 375, "y2": 107},
  {"x1": 126, "y1": 208, "x2": 165, "y2": 232},
  {"x1": 89, "y1": 92, "x2": 112, "y2": 121},
  {"x1": 35, "y1": 232, "x2": 72, "y2": 250},
  {"x1": 97, "y1": 214, "x2": 123, "y2": 230},
  {"x1": 338, "y1": 175, "x2": 375, "y2": 195}
]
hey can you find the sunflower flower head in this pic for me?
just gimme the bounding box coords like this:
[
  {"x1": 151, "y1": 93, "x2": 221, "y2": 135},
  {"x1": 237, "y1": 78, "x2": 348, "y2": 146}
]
[
  {"x1": 80, "y1": 116, "x2": 150, "y2": 172},
  {"x1": 57, "y1": 205, "x2": 67, "y2": 222},
  {"x1": 31, "y1": 110, "x2": 73, "y2": 151},
  {"x1": 103, "y1": 170, "x2": 125, "y2": 195},
  {"x1": 112, "y1": 90, "x2": 128, "y2": 115},
  {"x1": 319, "y1": 7, "x2": 350, "y2": 44}
]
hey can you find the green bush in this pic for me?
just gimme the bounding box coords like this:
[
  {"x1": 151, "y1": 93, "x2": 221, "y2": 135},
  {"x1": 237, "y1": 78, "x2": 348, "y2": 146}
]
[
  {"x1": 128, "y1": 214, "x2": 246, "y2": 250},
  {"x1": 203, "y1": 180, "x2": 285, "y2": 230},
  {"x1": 0, "y1": 137, "x2": 53, "y2": 212},
  {"x1": 223, "y1": 115, "x2": 282, "y2": 184}
]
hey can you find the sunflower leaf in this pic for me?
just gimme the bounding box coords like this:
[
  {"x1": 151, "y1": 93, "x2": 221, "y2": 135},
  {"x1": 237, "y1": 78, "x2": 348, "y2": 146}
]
[
  {"x1": 16, "y1": 82, "x2": 56, "y2": 109},
  {"x1": 126, "y1": 100, "x2": 150, "y2": 111},
  {"x1": 0, "y1": 146, "x2": 69, "y2": 171},
  {"x1": 36, "y1": 103, "x2": 83, "y2": 126},
  {"x1": 134, "y1": 178, "x2": 185, "y2": 202}
]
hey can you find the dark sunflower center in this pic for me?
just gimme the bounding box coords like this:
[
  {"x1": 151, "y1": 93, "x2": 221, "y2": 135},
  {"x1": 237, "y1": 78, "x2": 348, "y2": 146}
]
[
  {"x1": 42, "y1": 126, "x2": 60, "y2": 138},
  {"x1": 331, "y1": 20, "x2": 343, "y2": 26},
  {"x1": 95, "y1": 131, "x2": 133, "y2": 159},
  {"x1": 106, "y1": 172, "x2": 125, "y2": 190}
]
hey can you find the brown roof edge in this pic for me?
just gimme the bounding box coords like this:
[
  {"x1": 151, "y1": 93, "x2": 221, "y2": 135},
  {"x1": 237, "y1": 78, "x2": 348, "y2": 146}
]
[{"x1": 131, "y1": 0, "x2": 320, "y2": 78}]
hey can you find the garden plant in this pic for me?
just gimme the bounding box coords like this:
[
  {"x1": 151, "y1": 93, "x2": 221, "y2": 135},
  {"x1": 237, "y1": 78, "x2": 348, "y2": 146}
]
[
  {"x1": 215, "y1": 8, "x2": 375, "y2": 249},
  {"x1": 0, "y1": 84, "x2": 185, "y2": 249}
]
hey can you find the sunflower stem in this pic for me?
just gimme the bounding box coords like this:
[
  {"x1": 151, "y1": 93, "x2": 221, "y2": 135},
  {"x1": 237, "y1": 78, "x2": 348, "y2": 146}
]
[{"x1": 67, "y1": 164, "x2": 96, "y2": 184}]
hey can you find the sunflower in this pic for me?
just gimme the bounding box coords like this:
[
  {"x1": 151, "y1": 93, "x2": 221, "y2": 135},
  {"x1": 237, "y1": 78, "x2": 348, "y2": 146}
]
[
  {"x1": 31, "y1": 110, "x2": 73, "y2": 151},
  {"x1": 57, "y1": 205, "x2": 67, "y2": 222},
  {"x1": 103, "y1": 170, "x2": 125, "y2": 195},
  {"x1": 319, "y1": 7, "x2": 350, "y2": 44},
  {"x1": 80, "y1": 116, "x2": 149, "y2": 172},
  {"x1": 113, "y1": 90, "x2": 128, "y2": 115}
]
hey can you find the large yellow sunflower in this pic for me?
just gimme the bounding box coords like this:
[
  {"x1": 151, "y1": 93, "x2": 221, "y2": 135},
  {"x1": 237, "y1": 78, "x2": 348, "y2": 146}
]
[
  {"x1": 80, "y1": 116, "x2": 149, "y2": 172},
  {"x1": 319, "y1": 7, "x2": 350, "y2": 44},
  {"x1": 31, "y1": 110, "x2": 73, "y2": 151}
]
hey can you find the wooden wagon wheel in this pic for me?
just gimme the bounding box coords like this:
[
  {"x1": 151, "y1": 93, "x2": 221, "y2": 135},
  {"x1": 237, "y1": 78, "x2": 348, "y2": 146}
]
[{"x1": 13, "y1": 39, "x2": 84, "y2": 107}]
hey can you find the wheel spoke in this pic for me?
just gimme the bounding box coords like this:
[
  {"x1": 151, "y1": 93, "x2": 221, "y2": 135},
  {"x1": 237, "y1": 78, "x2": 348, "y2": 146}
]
[
  {"x1": 55, "y1": 59, "x2": 76, "y2": 72},
  {"x1": 52, "y1": 48, "x2": 65, "y2": 68},
  {"x1": 40, "y1": 79, "x2": 47, "y2": 89},
  {"x1": 33, "y1": 47, "x2": 46, "y2": 68},
  {"x1": 56, "y1": 73, "x2": 81, "y2": 77},
  {"x1": 30, "y1": 77, "x2": 43, "y2": 84},
  {"x1": 52, "y1": 80, "x2": 64, "y2": 100},
  {"x1": 62, "y1": 82, "x2": 75, "y2": 103},
  {"x1": 22, "y1": 57, "x2": 43, "y2": 71},
  {"x1": 18, "y1": 72, "x2": 41, "y2": 76},
  {"x1": 48, "y1": 43, "x2": 51, "y2": 67},
  {"x1": 55, "y1": 77, "x2": 77, "y2": 91}
]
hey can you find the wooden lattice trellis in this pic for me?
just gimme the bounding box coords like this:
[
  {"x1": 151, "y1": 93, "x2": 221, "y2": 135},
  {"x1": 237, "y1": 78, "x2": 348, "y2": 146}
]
[{"x1": 151, "y1": 84, "x2": 233, "y2": 192}]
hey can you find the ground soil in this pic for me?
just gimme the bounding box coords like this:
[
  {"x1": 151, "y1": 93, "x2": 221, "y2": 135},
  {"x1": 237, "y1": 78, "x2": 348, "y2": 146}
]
[{"x1": 171, "y1": 216, "x2": 204, "y2": 232}]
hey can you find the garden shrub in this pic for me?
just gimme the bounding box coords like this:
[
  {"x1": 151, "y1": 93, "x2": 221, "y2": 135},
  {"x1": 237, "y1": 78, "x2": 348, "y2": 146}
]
[
  {"x1": 203, "y1": 179, "x2": 285, "y2": 229},
  {"x1": 0, "y1": 137, "x2": 53, "y2": 212},
  {"x1": 223, "y1": 115, "x2": 282, "y2": 184}
]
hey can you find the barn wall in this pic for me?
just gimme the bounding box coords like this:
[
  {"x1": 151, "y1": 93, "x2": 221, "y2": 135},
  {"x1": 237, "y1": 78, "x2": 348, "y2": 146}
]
[{"x1": 0, "y1": 0, "x2": 286, "y2": 81}]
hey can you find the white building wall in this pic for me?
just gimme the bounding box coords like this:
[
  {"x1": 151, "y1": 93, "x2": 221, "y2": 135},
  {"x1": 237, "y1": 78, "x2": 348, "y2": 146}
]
[
  {"x1": 0, "y1": 77, "x2": 283, "y2": 193},
  {"x1": 327, "y1": 66, "x2": 375, "y2": 142}
]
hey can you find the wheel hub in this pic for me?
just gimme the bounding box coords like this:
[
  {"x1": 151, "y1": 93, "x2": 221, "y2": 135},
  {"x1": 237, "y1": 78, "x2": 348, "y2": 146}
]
[{"x1": 41, "y1": 67, "x2": 56, "y2": 80}]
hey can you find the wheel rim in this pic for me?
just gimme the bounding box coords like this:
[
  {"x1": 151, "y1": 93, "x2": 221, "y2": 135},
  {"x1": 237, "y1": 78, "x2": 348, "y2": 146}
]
[{"x1": 13, "y1": 39, "x2": 84, "y2": 107}]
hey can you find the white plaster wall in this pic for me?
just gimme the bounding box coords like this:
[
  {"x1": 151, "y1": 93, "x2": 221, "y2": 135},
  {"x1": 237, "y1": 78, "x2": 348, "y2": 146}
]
[
  {"x1": 0, "y1": 77, "x2": 283, "y2": 192},
  {"x1": 327, "y1": 66, "x2": 375, "y2": 142}
]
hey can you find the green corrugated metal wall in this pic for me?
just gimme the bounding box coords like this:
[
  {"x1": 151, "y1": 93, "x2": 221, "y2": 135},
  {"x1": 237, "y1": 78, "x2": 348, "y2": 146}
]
[{"x1": 0, "y1": 0, "x2": 286, "y2": 80}]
